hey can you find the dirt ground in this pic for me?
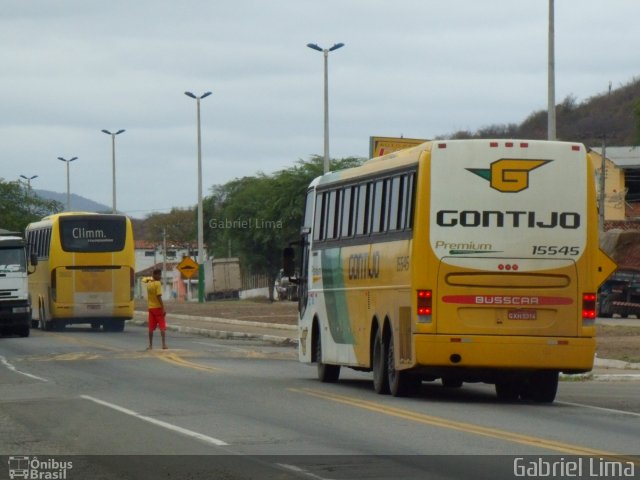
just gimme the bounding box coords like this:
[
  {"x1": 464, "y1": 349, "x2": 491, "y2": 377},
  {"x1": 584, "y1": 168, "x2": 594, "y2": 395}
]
[
  {"x1": 135, "y1": 299, "x2": 640, "y2": 362},
  {"x1": 135, "y1": 298, "x2": 298, "y2": 325}
]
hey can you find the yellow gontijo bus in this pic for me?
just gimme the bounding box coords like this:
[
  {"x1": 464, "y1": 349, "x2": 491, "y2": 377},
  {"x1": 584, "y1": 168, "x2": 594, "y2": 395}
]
[
  {"x1": 26, "y1": 212, "x2": 135, "y2": 332},
  {"x1": 284, "y1": 139, "x2": 616, "y2": 402}
]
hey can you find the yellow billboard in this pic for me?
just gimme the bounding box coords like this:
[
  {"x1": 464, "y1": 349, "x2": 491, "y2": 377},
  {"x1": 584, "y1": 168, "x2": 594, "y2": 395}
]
[{"x1": 369, "y1": 136, "x2": 428, "y2": 158}]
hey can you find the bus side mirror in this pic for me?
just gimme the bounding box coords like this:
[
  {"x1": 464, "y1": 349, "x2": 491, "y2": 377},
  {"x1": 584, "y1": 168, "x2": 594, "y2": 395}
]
[
  {"x1": 283, "y1": 247, "x2": 295, "y2": 278},
  {"x1": 30, "y1": 253, "x2": 38, "y2": 267}
]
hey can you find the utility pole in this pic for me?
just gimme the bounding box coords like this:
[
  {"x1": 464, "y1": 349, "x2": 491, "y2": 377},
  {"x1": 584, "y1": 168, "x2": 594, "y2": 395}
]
[
  {"x1": 547, "y1": 0, "x2": 556, "y2": 140},
  {"x1": 599, "y1": 82, "x2": 613, "y2": 232}
]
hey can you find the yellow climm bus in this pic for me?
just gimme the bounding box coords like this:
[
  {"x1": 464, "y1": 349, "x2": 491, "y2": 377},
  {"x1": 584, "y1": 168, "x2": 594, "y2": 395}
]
[
  {"x1": 26, "y1": 212, "x2": 135, "y2": 332},
  {"x1": 284, "y1": 139, "x2": 616, "y2": 402}
]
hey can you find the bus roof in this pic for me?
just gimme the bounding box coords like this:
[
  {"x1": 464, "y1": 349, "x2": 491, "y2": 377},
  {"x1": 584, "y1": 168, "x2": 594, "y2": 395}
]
[{"x1": 316, "y1": 141, "x2": 431, "y2": 188}]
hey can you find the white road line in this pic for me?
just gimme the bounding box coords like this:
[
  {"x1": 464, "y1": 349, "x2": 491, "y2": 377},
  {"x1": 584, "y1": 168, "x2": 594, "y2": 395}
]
[
  {"x1": 276, "y1": 463, "x2": 335, "y2": 480},
  {"x1": 558, "y1": 401, "x2": 640, "y2": 418},
  {"x1": 0, "y1": 355, "x2": 48, "y2": 382},
  {"x1": 80, "y1": 395, "x2": 229, "y2": 446}
]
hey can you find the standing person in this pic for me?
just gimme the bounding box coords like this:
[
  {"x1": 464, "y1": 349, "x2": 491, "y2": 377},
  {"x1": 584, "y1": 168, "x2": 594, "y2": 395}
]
[{"x1": 143, "y1": 268, "x2": 168, "y2": 350}]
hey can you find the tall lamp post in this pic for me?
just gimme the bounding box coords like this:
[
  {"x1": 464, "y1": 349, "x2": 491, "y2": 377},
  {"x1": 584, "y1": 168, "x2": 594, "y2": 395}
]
[
  {"x1": 547, "y1": 0, "x2": 556, "y2": 140},
  {"x1": 184, "y1": 90, "x2": 212, "y2": 303},
  {"x1": 20, "y1": 174, "x2": 38, "y2": 213},
  {"x1": 101, "y1": 129, "x2": 125, "y2": 213},
  {"x1": 19, "y1": 174, "x2": 38, "y2": 190},
  {"x1": 306, "y1": 42, "x2": 344, "y2": 174},
  {"x1": 57, "y1": 157, "x2": 78, "y2": 211}
]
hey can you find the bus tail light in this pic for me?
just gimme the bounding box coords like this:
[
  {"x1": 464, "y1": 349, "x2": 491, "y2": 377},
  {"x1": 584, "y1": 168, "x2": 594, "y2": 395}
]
[
  {"x1": 582, "y1": 293, "x2": 597, "y2": 324},
  {"x1": 417, "y1": 289, "x2": 432, "y2": 323}
]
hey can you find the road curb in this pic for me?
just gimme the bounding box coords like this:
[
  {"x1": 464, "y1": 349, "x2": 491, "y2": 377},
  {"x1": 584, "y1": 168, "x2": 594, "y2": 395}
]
[{"x1": 129, "y1": 312, "x2": 298, "y2": 346}]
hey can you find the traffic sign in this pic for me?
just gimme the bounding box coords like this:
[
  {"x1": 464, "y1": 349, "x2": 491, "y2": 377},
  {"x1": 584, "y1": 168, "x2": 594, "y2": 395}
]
[{"x1": 177, "y1": 257, "x2": 199, "y2": 278}]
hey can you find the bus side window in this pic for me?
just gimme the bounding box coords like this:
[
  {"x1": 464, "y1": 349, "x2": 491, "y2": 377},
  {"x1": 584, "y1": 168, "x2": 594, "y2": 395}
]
[
  {"x1": 340, "y1": 186, "x2": 353, "y2": 238},
  {"x1": 355, "y1": 183, "x2": 370, "y2": 236},
  {"x1": 371, "y1": 180, "x2": 386, "y2": 234},
  {"x1": 388, "y1": 176, "x2": 402, "y2": 231},
  {"x1": 404, "y1": 173, "x2": 416, "y2": 229},
  {"x1": 43, "y1": 228, "x2": 51, "y2": 258},
  {"x1": 313, "y1": 192, "x2": 326, "y2": 241},
  {"x1": 326, "y1": 190, "x2": 340, "y2": 240}
]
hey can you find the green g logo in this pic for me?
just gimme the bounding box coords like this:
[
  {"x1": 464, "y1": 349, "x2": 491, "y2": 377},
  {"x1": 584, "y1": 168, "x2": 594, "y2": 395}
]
[{"x1": 467, "y1": 159, "x2": 550, "y2": 193}]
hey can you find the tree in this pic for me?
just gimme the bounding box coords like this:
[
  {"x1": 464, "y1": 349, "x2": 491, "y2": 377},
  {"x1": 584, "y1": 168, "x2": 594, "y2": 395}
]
[
  {"x1": 0, "y1": 179, "x2": 62, "y2": 232},
  {"x1": 204, "y1": 155, "x2": 364, "y2": 299},
  {"x1": 142, "y1": 208, "x2": 197, "y2": 251},
  {"x1": 634, "y1": 99, "x2": 640, "y2": 146}
]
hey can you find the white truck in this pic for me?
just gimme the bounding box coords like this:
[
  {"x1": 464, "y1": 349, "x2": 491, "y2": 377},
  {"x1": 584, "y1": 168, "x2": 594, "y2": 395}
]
[
  {"x1": 0, "y1": 234, "x2": 37, "y2": 337},
  {"x1": 204, "y1": 257, "x2": 242, "y2": 300}
]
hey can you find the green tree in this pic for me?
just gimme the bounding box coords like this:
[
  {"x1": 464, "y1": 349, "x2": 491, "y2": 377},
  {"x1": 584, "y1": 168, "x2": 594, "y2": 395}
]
[
  {"x1": 634, "y1": 99, "x2": 640, "y2": 145},
  {"x1": 142, "y1": 208, "x2": 197, "y2": 251},
  {"x1": 0, "y1": 179, "x2": 62, "y2": 232},
  {"x1": 204, "y1": 155, "x2": 364, "y2": 299}
]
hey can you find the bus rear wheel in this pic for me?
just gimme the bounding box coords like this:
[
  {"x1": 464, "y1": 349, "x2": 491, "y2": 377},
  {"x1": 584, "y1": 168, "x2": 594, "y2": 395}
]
[
  {"x1": 387, "y1": 331, "x2": 418, "y2": 397},
  {"x1": 523, "y1": 371, "x2": 558, "y2": 403},
  {"x1": 316, "y1": 330, "x2": 340, "y2": 383},
  {"x1": 39, "y1": 304, "x2": 51, "y2": 331},
  {"x1": 495, "y1": 379, "x2": 522, "y2": 402},
  {"x1": 372, "y1": 328, "x2": 389, "y2": 394}
]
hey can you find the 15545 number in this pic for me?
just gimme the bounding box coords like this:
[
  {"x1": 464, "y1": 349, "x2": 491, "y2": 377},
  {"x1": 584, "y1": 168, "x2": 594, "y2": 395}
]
[{"x1": 532, "y1": 245, "x2": 580, "y2": 256}]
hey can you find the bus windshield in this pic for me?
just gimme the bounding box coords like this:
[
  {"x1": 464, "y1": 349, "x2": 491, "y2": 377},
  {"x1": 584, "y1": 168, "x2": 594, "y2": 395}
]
[{"x1": 59, "y1": 216, "x2": 126, "y2": 253}]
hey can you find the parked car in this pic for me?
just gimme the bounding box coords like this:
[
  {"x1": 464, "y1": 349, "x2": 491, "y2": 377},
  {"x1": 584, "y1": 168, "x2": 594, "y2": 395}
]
[{"x1": 274, "y1": 269, "x2": 299, "y2": 301}]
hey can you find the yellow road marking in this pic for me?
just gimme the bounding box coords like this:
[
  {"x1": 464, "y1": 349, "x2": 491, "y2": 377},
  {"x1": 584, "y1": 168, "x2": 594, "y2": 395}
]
[
  {"x1": 156, "y1": 352, "x2": 223, "y2": 374},
  {"x1": 48, "y1": 333, "x2": 122, "y2": 351},
  {"x1": 290, "y1": 387, "x2": 637, "y2": 461}
]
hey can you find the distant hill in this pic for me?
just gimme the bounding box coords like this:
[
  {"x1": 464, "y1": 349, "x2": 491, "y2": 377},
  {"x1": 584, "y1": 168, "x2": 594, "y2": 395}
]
[
  {"x1": 440, "y1": 77, "x2": 640, "y2": 146},
  {"x1": 34, "y1": 189, "x2": 112, "y2": 213}
]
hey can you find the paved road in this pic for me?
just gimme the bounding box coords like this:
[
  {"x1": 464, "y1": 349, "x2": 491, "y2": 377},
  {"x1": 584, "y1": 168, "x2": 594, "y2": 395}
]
[{"x1": 1, "y1": 323, "x2": 639, "y2": 479}]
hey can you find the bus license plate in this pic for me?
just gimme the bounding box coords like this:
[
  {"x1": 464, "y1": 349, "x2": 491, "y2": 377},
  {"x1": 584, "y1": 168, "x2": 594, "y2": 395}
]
[{"x1": 507, "y1": 309, "x2": 536, "y2": 320}]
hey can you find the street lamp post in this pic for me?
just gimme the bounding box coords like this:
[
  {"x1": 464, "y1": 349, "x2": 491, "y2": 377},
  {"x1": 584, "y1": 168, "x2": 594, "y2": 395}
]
[
  {"x1": 307, "y1": 42, "x2": 344, "y2": 174},
  {"x1": 184, "y1": 90, "x2": 212, "y2": 303},
  {"x1": 57, "y1": 157, "x2": 78, "y2": 211},
  {"x1": 19, "y1": 174, "x2": 38, "y2": 191},
  {"x1": 20, "y1": 175, "x2": 38, "y2": 213},
  {"x1": 101, "y1": 129, "x2": 125, "y2": 213}
]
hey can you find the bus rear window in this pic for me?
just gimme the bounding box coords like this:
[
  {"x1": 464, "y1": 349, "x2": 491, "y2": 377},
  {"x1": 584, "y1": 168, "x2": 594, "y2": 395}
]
[{"x1": 59, "y1": 216, "x2": 126, "y2": 252}]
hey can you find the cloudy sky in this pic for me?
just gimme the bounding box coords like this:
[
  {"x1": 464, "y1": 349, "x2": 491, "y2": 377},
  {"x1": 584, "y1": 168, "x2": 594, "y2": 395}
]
[{"x1": 2, "y1": 0, "x2": 638, "y2": 218}]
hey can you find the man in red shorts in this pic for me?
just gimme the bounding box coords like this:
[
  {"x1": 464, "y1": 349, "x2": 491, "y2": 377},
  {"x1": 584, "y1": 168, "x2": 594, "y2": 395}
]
[{"x1": 144, "y1": 268, "x2": 168, "y2": 350}]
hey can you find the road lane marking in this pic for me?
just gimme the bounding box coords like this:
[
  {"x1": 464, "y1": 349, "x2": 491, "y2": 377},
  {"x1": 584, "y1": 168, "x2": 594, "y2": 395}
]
[
  {"x1": 156, "y1": 352, "x2": 223, "y2": 373},
  {"x1": 80, "y1": 395, "x2": 229, "y2": 446},
  {"x1": 290, "y1": 387, "x2": 634, "y2": 459},
  {"x1": 276, "y1": 463, "x2": 333, "y2": 480},
  {"x1": 557, "y1": 401, "x2": 640, "y2": 418},
  {"x1": 0, "y1": 355, "x2": 48, "y2": 382},
  {"x1": 49, "y1": 333, "x2": 123, "y2": 351}
]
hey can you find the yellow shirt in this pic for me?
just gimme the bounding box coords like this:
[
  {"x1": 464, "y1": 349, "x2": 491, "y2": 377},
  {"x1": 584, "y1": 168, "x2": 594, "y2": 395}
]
[{"x1": 145, "y1": 279, "x2": 163, "y2": 309}]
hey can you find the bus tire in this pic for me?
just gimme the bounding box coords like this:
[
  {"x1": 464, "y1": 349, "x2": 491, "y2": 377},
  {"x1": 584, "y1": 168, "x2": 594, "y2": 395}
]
[
  {"x1": 316, "y1": 331, "x2": 340, "y2": 383},
  {"x1": 387, "y1": 331, "x2": 417, "y2": 397},
  {"x1": 39, "y1": 304, "x2": 51, "y2": 331},
  {"x1": 372, "y1": 328, "x2": 390, "y2": 394},
  {"x1": 111, "y1": 320, "x2": 125, "y2": 332},
  {"x1": 17, "y1": 325, "x2": 30, "y2": 338},
  {"x1": 525, "y1": 371, "x2": 558, "y2": 403},
  {"x1": 495, "y1": 379, "x2": 522, "y2": 402}
]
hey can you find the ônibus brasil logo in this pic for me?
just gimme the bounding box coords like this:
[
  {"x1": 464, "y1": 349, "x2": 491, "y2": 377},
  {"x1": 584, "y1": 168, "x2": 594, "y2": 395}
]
[
  {"x1": 467, "y1": 159, "x2": 551, "y2": 193},
  {"x1": 8, "y1": 456, "x2": 73, "y2": 479}
]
